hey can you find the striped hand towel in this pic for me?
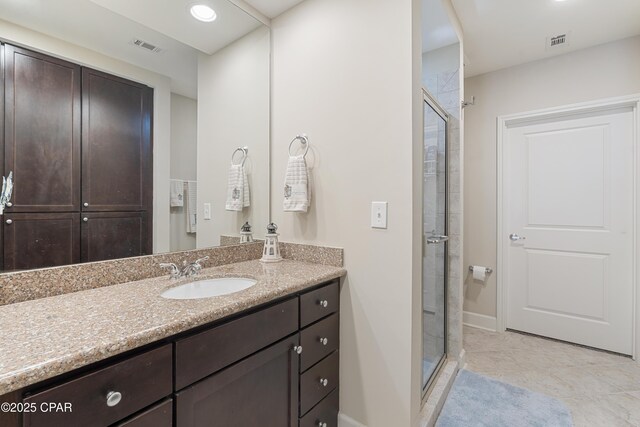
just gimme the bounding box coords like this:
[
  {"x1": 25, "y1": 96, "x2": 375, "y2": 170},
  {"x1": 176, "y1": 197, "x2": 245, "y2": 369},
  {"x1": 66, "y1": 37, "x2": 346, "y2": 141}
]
[{"x1": 283, "y1": 155, "x2": 310, "y2": 212}]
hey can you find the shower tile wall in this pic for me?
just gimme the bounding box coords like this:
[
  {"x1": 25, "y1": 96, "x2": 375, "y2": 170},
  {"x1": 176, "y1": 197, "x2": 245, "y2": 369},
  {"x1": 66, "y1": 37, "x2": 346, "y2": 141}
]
[{"x1": 424, "y1": 66, "x2": 463, "y2": 361}]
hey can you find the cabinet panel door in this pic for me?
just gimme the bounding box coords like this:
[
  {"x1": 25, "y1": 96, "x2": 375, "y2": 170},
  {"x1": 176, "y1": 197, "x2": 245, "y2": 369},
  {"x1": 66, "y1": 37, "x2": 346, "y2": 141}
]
[
  {"x1": 3, "y1": 213, "x2": 80, "y2": 271},
  {"x1": 4, "y1": 44, "x2": 81, "y2": 212},
  {"x1": 176, "y1": 336, "x2": 299, "y2": 427},
  {"x1": 82, "y1": 67, "x2": 152, "y2": 212},
  {"x1": 81, "y1": 212, "x2": 150, "y2": 262}
]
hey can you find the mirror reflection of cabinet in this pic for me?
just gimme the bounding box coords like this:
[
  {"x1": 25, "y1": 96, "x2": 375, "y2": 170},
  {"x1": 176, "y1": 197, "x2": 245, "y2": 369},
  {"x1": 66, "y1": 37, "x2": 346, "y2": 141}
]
[
  {"x1": 4, "y1": 44, "x2": 81, "y2": 212},
  {"x1": 81, "y1": 212, "x2": 149, "y2": 263},
  {"x1": 1, "y1": 43, "x2": 153, "y2": 271}
]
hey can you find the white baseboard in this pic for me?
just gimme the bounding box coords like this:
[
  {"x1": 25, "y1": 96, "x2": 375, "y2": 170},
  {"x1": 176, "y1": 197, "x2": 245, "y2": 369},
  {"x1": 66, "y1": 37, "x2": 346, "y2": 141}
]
[
  {"x1": 463, "y1": 311, "x2": 497, "y2": 332},
  {"x1": 339, "y1": 413, "x2": 368, "y2": 427}
]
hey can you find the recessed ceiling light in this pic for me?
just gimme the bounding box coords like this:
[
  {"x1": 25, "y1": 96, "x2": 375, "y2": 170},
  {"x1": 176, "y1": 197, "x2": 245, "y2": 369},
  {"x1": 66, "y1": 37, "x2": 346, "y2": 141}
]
[{"x1": 190, "y1": 4, "x2": 217, "y2": 22}]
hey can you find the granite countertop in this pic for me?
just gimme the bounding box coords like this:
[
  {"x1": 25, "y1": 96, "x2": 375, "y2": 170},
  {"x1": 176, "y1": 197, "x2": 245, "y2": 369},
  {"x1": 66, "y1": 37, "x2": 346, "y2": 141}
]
[{"x1": 0, "y1": 259, "x2": 346, "y2": 395}]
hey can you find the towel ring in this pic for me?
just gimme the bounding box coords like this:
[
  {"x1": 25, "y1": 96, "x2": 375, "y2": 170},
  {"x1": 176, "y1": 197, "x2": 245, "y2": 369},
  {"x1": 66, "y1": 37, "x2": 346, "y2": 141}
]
[
  {"x1": 288, "y1": 135, "x2": 309, "y2": 157},
  {"x1": 231, "y1": 147, "x2": 248, "y2": 166}
]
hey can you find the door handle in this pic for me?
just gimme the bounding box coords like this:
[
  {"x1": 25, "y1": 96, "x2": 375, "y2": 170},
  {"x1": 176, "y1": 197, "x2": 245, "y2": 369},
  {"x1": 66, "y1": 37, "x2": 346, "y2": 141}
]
[
  {"x1": 426, "y1": 235, "x2": 449, "y2": 244},
  {"x1": 509, "y1": 233, "x2": 526, "y2": 241}
]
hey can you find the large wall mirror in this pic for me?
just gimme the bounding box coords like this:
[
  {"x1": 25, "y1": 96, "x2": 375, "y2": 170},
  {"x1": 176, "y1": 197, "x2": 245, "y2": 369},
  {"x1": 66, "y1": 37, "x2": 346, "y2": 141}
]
[{"x1": 0, "y1": 0, "x2": 270, "y2": 272}]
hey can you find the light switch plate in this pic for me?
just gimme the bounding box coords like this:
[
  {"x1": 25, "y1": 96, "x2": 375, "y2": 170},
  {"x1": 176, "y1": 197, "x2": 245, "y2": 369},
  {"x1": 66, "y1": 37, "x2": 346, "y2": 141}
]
[
  {"x1": 371, "y1": 201, "x2": 388, "y2": 229},
  {"x1": 203, "y1": 203, "x2": 211, "y2": 220}
]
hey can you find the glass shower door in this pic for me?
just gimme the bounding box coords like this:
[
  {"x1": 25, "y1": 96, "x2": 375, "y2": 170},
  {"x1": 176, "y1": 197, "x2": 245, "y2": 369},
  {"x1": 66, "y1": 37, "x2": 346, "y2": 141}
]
[{"x1": 422, "y1": 92, "x2": 448, "y2": 394}]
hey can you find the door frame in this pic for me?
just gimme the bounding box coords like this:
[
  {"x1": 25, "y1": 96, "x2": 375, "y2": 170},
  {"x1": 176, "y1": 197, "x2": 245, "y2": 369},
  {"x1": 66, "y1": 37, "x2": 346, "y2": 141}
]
[{"x1": 496, "y1": 94, "x2": 640, "y2": 359}]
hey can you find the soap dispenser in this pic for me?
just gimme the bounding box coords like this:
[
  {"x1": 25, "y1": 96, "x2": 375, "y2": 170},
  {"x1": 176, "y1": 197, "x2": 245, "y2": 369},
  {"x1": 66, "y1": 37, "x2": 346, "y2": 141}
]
[
  {"x1": 240, "y1": 222, "x2": 254, "y2": 243},
  {"x1": 261, "y1": 223, "x2": 282, "y2": 263}
]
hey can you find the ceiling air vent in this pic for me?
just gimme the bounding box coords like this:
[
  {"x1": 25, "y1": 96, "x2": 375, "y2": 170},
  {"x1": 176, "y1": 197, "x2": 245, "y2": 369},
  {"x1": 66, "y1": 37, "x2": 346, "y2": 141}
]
[
  {"x1": 546, "y1": 32, "x2": 570, "y2": 51},
  {"x1": 130, "y1": 38, "x2": 163, "y2": 54}
]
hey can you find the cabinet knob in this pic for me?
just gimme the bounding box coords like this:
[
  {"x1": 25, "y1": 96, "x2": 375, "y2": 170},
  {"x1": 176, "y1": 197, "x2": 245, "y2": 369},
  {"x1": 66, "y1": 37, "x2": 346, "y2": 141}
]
[
  {"x1": 106, "y1": 391, "x2": 122, "y2": 407},
  {"x1": 319, "y1": 337, "x2": 328, "y2": 346},
  {"x1": 83, "y1": 217, "x2": 89, "y2": 222},
  {"x1": 319, "y1": 378, "x2": 328, "y2": 387},
  {"x1": 318, "y1": 300, "x2": 328, "y2": 308},
  {"x1": 83, "y1": 202, "x2": 89, "y2": 207},
  {"x1": 294, "y1": 345, "x2": 303, "y2": 355},
  {"x1": 5, "y1": 219, "x2": 12, "y2": 225},
  {"x1": 5, "y1": 202, "x2": 12, "y2": 208},
  {"x1": 318, "y1": 423, "x2": 327, "y2": 427}
]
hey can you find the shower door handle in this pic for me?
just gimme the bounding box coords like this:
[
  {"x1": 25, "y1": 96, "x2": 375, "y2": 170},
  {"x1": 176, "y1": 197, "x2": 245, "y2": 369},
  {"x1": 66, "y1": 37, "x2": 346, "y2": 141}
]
[{"x1": 426, "y1": 235, "x2": 449, "y2": 244}]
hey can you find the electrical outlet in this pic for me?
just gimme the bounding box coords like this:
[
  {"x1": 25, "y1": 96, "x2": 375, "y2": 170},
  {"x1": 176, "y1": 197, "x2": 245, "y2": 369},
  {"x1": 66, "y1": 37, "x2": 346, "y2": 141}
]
[
  {"x1": 371, "y1": 201, "x2": 387, "y2": 229},
  {"x1": 203, "y1": 203, "x2": 211, "y2": 220}
]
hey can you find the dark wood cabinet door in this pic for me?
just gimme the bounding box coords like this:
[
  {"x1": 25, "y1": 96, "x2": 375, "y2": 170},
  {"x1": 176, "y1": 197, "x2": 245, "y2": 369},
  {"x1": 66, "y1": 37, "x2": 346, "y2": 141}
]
[
  {"x1": 82, "y1": 67, "x2": 152, "y2": 212},
  {"x1": 3, "y1": 213, "x2": 80, "y2": 271},
  {"x1": 81, "y1": 212, "x2": 150, "y2": 262},
  {"x1": 4, "y1": 44, "x2": 81, "y2": 212},
  {"x1": 176, "y1": 336, "x2": 299, "y2": 427}
]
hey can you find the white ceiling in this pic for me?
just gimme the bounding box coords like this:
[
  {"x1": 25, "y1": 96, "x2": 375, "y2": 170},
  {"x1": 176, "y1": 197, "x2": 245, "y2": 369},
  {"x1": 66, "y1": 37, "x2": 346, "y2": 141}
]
[
  {"x1": 243, "y1": 0, "x2": 305, "y2": 19},
  {"x1": 422, "y1": 0, "x2": 459, "y2": 53},
  {"x1": 90, "y1": 0, "x2": 261, "y2": 55},
  {"x1": 452, "y1": 0, "x2": 640, "y2": 77},
  {"x1": 0, "y1": 0, "x2": 302, "y2": 99}
]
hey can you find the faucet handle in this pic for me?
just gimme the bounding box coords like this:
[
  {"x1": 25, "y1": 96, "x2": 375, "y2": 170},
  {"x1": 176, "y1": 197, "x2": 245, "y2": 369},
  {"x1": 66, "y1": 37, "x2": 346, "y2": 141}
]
[
  {"x1": 193, "y1": 256, "x2": 209, "y2": 268},
  {"x1": 159, "y1": 262, "x2": 180, "y2": 279}
]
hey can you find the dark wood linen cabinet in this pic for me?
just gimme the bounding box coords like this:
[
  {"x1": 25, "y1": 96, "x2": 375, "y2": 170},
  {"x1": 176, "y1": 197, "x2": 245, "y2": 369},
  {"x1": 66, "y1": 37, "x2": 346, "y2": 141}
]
[{"x1": 0, "y1": 43, "x2": 153, "y2": 270}]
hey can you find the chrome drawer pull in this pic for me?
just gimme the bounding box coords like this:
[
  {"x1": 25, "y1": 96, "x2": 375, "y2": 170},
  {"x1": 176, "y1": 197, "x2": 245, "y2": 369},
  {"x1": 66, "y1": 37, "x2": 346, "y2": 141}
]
[
  {"x1": 319, "y1": 378, "x2": 328, "y2": 387},
  {"x1": 318, "y1": 422, "x2": 327, "y2": 427},
  {"x1": 319, "y1": 337, "x2": 328, "y2": 346},
  {"x1": 106, "y1": 391, "x2": 122, "y2": 407},
  {"x1": 294, "y1": 345, "x2": 303, "y2": 354},
  {"x1": 318, "y1": 300, "x2": 328, "y2": 308}
]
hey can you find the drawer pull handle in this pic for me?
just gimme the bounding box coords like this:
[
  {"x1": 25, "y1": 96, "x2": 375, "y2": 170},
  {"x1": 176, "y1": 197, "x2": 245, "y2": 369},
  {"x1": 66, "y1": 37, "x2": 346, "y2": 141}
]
[
  {"x1": 6, "y1": 202, "x2": 12, "y2": 208},
  {"x1": 294, "y1": 345, "x2": 303, "y2": 355},
  {"x1": 5, "y1": 219, "x2": 11, "y2": 225},
  {"x1": 319, "y1": 378, "x2": 328, "y2": 387},
  {"x1": 318, "y1": 423, "x2": 327, "y2": 427},
  {"x1": 319, "y1": 337, "x2": 328, "y2": 346},
  {"x1": 106, "y1": 391, "x2": 122, "y2": 407},
  {"x1": 318, "y1": 300, "x2": 328, "y2": 308}
]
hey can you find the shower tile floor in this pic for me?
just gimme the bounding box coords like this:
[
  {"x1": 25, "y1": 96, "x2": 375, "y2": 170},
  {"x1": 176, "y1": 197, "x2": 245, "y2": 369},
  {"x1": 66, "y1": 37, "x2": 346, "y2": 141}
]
[{"x1": 463, "y1": 326, "x2": 640, "y2": 426}]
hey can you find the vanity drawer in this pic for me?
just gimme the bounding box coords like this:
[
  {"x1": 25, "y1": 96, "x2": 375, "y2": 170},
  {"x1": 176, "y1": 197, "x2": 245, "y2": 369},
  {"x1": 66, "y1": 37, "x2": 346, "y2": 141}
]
[
  {"x1": 175, "y1": 297, "x2": 299, "y2": 390},
  {"x1": 115, "y1": 398, "x2": 173, "y2": 427},
  {"x1": 299, "y1": 351, "x2": 339, "y2": 416},
  {"x1": 300, "y1": 281, "x2": 339, "y2": 328},
  {"x1": 23, "y1": 344, "x2": 172, "y2": 427},
  {"x1": 300, "y1": 313, "x2": 339, "y2": 372},
  {"x1": 299, "y1": 389, "x2": 339, "y2": 427}
]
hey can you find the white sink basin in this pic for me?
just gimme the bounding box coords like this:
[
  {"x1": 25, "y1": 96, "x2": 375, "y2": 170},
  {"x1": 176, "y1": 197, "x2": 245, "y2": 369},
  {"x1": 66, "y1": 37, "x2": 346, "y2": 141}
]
[{"x1": 161, "y1": 278, "x2": 257, "y2": 300}]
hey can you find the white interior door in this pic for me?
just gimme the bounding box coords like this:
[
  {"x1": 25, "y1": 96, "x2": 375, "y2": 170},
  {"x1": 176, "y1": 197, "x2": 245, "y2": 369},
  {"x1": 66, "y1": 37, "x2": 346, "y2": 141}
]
[{"x1": 506, "y1": 106, "x2": 635, "y2": 355}]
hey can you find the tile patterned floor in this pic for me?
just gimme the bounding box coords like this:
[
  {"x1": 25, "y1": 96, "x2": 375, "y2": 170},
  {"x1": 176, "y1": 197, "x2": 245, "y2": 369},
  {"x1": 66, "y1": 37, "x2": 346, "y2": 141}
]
[{"x1": 463, "y1": 326, "x2": 640, "y2": 426}]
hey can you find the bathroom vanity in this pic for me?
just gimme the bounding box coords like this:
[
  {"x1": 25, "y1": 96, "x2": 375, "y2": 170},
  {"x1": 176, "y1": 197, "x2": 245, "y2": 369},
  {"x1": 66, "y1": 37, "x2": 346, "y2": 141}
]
[{"x1": 0, "y1": 253, "x2": 344, "y2": 427}]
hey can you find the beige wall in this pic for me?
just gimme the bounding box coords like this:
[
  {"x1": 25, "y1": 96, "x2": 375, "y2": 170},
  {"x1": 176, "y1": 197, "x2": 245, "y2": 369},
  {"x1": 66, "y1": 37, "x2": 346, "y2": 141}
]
[
  {"x1": 271, "y1": 0, "x2": 421, "y2": 425},
  {"x1": 0, "y1": 18, "x2": 172, "y2": 253},
  {"x1": 197, "y1": 26, "x2": 270, "y2": 248},
  {"x1": 170, "y1": 93, "x2": 197, "y2": 252},
  {"x1": 464, "y1": 36, "x2": 640, "y2": 318}
]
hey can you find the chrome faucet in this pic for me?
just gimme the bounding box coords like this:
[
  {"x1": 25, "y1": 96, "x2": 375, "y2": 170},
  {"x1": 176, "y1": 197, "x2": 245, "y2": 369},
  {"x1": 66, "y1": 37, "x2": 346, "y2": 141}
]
[{"x1": 160, "y1": 256, "x2": 209, "y2": 279}]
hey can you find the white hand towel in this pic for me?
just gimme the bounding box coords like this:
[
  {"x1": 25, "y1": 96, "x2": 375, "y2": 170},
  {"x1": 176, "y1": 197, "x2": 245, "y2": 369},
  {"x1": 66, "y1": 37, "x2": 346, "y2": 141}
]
[
  {"x1": 242, "y1": 167, "x2": 250, "y2": 208},
  {"x1": 170, "y1": 180, "x2": 184, "y2": 207},
  {"x1": 225, "y1": 164, "x2": 250, "y2": 211},
  {"x1": 185, "y1": 181, "x2": 197, "y2": 233},
  {"x1": 283, "y1": 155, "x2": 310, "y2": 212}
]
